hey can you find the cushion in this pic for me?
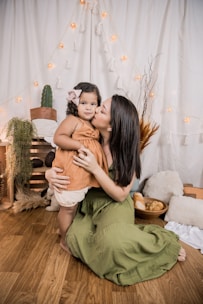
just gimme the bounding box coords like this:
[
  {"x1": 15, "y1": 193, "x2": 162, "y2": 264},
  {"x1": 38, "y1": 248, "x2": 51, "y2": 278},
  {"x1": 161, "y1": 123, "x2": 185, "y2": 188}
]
[
  {"x1": 164, "y1": 195, "x2": 203, "y2": 229},
  {"x1": 142, "y1": 170, "x2": 183, "y2": 203}
]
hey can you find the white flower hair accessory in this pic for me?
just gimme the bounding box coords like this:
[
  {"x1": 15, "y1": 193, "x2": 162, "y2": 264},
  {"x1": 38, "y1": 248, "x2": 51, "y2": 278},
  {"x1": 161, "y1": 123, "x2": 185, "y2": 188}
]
[{"x1": 67, "y1": 89, "x2": 82, "y2": 106}]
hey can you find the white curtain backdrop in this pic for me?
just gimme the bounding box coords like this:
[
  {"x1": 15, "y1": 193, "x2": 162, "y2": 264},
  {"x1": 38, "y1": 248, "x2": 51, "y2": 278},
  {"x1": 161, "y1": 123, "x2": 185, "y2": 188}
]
[{"x1": 0, "y1": 0, "x2": 203, "y2": 187}]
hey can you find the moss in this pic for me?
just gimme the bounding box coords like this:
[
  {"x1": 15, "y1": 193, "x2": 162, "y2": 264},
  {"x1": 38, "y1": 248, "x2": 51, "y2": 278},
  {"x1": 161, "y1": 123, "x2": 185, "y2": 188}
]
[{"x1": 6, "y1": 117, "x2": 36, "y2": 190}]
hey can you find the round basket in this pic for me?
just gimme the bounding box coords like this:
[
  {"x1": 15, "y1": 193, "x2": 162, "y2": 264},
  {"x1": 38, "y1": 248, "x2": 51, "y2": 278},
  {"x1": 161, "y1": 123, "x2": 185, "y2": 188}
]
[{"x1": 134, "y1": 197, "x2": 168, "y2": 219}]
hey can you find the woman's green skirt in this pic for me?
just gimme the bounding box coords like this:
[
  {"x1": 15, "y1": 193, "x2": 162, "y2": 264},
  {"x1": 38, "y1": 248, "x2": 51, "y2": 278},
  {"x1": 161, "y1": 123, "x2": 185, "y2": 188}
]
[{"x1": 66, "y1": 188, "x2": 180, "y2": 286}]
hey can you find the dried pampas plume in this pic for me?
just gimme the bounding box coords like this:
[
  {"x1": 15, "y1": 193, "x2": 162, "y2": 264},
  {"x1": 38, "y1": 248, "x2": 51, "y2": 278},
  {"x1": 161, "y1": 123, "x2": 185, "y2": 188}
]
[
  {"x1": 136, "y1": 56, "x2": 160, "y2": 152},
  {"x1": 140, "y1": 119, "x2": 159, "y2": 152},
  {"x1": 12, "y1": 188, "x2": 49, "y2": 213}
]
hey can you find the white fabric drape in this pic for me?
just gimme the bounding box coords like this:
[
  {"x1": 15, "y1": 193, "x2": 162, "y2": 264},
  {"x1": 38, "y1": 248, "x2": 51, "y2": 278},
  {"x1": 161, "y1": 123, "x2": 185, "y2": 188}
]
[{"x1": 0, "y1": 0, "x2": 203, "y2": 187}]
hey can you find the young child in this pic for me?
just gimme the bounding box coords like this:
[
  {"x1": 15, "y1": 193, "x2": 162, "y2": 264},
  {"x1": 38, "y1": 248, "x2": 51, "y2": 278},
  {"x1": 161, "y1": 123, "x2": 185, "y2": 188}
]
[{"x1": 52, "y1": 82, "x2": 108, "y2": 252}]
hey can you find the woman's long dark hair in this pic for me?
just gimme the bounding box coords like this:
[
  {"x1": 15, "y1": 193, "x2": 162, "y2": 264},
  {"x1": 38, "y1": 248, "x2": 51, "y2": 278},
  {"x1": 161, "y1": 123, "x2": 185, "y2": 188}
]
[
  {"x1": 109, "y1": 94, "x2": 141, "y2": 186},
  {"x1": 66, "y1": 82, "x2": 102, "y2": 116}
]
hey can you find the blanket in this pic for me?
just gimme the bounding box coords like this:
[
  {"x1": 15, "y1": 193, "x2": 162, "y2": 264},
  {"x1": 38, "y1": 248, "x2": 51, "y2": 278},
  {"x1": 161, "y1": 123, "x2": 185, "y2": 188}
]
[{"x1": 165, "y1": 221, "x2": 203, "y2": 254}]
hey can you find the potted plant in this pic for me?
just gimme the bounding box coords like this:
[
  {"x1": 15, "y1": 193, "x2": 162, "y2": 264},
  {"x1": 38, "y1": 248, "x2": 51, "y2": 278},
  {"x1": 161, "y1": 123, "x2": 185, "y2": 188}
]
[
  {"x1": 30, "y1": 84, "x2": 57, "y2": 121},
  {"x1": 5, "y1": 117, "x2": 36, "y2": 201}
]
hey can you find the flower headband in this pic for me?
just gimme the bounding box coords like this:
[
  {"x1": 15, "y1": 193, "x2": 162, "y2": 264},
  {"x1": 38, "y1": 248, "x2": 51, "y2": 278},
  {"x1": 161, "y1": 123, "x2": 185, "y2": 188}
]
[{"x1": 66, "y1": 89, "x2": 82, "y2": 106}]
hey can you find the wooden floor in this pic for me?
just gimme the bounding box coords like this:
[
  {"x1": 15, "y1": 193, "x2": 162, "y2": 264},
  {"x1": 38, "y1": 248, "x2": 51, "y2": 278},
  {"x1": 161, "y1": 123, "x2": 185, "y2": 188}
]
[{"x1": 0, "y1": 204, "x2": 203, "y2": 304}]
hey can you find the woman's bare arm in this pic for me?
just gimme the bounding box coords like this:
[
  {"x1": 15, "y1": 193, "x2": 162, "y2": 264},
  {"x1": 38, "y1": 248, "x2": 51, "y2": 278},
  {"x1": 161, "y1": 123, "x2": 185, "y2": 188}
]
[{"x1": 73, "y1": 147, "x2": 135, "y2": 202}]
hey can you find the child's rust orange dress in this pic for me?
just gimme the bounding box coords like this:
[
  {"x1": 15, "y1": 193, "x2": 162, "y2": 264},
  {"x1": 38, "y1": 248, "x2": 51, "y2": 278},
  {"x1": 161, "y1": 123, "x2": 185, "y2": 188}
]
[{"x1": 52, "y1": 119, "x2": 108, "y2": 191}]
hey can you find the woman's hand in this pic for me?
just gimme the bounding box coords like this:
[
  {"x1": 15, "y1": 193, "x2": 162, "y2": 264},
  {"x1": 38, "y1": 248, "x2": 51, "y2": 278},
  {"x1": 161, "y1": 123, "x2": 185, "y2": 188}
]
[
  {"x1": 45, "y1": 167, "x2": 70, "y2": 192},
  {"x1": 74, "y1": 147, "x2": 134, "y2": 202},
  {"x1": 73, "y1": 147, "x2": 99, "y2": 174}
]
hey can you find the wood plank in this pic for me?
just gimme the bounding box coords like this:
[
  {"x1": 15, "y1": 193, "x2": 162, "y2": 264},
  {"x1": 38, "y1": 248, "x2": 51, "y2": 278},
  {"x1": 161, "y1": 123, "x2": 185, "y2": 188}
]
[
  {"x1": 28, "y1": 138, "x2": 54, "y2": 191},
  {"x1": 0, "y1": 206, "x2": 203, "y2": 304},
  {"x1": 184, "y1": 186, "x2": 203, "y2": 199},
  {"x1": 36, "y1": 244, "x2": 70, "y2": 304},
  {"x1": 0, "y1": 272, "x2": 20, "y2": 304}
]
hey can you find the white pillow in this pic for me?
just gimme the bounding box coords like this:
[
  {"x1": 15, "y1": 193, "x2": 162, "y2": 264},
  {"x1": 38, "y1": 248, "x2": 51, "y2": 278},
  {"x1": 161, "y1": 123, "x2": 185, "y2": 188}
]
[
  {"x1": 142, "y1": 171, "x2": 183, "y2": 203},
  {"x1": 164, "y1": 195, "x2": 203, "y2": 229}
]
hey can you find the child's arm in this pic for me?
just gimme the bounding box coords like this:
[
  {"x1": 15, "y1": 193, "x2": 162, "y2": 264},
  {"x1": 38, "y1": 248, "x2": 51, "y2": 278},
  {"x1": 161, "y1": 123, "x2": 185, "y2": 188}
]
[{"x1": 54, "y1": 115, "x2": 83, "y2": 150}]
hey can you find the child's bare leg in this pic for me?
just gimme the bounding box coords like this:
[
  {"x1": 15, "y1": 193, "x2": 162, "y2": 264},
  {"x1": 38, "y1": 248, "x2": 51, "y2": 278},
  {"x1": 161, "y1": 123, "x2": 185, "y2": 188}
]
[{"x1": 57, "y1": 204, "x2": 78, "y2": 253}]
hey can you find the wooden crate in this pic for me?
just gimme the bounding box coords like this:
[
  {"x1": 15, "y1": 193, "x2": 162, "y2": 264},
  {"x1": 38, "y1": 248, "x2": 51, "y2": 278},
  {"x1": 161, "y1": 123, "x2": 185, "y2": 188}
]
[
  {"x1": 183, "y1": 184, "x2": 203, "y2": 199},
  {"x1": 0, "y1": 142, "x2": 13, "y2": 209},
  {"x1": 29, "y1": 138, "x2": 55, "y2": 192},
  {"x1": 0, "y1": 143, "x2": 7, "y2": 198}
]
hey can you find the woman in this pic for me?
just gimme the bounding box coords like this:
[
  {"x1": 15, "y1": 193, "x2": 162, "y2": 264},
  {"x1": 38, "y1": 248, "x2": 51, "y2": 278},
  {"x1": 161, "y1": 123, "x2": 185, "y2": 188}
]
[{"x1": 46, "y1": 94, "x2": 186, "y2": 286}]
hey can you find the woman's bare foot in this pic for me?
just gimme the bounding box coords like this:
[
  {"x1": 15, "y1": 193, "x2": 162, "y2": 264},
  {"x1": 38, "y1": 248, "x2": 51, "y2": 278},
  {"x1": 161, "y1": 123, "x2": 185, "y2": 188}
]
[
  {"x1": 60, "y1": 239, "x2": 72, "y2": 255},
  {"x1": 178, "y1": 247, "x2": 186, "y2": 261}
]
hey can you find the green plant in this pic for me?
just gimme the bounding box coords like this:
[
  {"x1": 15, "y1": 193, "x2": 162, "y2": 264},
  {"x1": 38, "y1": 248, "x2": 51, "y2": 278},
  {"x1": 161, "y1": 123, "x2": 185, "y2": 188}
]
[
  {"x1": 5, "y1": 117, "x2": 36, "y2": 191},
  {"x1": 41, "y1": 84, "x2": 53, "y2": 107}
]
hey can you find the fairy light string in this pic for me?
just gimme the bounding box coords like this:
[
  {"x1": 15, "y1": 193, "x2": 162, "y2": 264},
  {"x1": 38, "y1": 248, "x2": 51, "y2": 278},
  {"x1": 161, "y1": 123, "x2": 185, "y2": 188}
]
[{"x1": 0, "y1": 0, "x2": 202, "y2": 144}]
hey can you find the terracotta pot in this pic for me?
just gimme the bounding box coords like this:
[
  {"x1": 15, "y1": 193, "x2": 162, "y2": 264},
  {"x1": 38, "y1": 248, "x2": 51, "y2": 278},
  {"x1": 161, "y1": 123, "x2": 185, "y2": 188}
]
[{"x1": 30, "y1": 107, "x2": 57, "y2": 121}]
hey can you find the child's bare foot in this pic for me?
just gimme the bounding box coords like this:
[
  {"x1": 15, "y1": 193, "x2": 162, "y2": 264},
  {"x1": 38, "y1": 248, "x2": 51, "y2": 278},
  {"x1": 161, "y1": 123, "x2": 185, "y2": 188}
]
[
  {"x1": 60, "y1": 239, "x2": 72, "y2": 255},
  {"x1": 178, "y1": 247, "x2": 186, "y2": 261}
]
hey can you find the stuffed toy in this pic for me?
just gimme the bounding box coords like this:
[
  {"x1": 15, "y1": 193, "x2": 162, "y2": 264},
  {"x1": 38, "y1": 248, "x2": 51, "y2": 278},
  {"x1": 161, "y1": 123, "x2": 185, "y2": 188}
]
[{"x1": 45, "y1": 187, "x2": 59, "y2": 212}]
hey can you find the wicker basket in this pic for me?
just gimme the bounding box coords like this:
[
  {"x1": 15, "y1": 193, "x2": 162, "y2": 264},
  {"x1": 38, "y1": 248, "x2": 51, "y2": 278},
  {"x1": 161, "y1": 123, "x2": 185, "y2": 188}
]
[{"x1": 134, "y1": 197, "x2": 168, "y2": 219}]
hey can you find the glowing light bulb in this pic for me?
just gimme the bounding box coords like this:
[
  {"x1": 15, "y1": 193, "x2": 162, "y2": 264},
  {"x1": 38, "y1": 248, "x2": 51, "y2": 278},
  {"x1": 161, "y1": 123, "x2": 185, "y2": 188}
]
[
  {"x1": 121, "y1": 55, "x2": 128, "y2": 61},
  {"x1": 134, "y1": 74, "x2": 142, "y2": 81},
  {"x1": 149, "y1": 91, "x2": 155, "y2": 98},
  {"x1": 184, "y1": 117, "x2": 190, "y2": 123},
  {"x1": 15, "y1": 96, "x2": 22, "y2": 103},
  {"x1": 101, "y1": 11, "x2": 108, "y2": 18},
  {"x1": 58, "y1": 42, "x2": 64, "y2": 49},
  {"x1": 111, "y1": 35, "x2": 117, "y2": 42},
  {"x1": 70, "y1": 22, "x2": 77, "y2": 29},
  {"x1": 47, "y1": 63, "x2": 54, "y2": 69},
  {"x1": 166, "y1": 107, "x2": 172, "y2": 112},
  {"x1": 33, "y1": 81, "x2": 39, "y2": 87},
  {"x1": 80, "y1": 0, "x2": 86, "y2": 4}
]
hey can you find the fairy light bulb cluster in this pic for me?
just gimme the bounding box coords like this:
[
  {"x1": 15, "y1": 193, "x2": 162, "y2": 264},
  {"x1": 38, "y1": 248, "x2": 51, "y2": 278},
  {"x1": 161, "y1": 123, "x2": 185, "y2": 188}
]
[{"x1": 2, "y1": 0, "x2": 201, "y2": 149}]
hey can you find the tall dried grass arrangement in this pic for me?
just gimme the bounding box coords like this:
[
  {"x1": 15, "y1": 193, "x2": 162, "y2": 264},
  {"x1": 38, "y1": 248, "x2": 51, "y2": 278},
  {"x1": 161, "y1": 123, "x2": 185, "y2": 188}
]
[
  {"x1": 139, "y1": 119, "x2": 159, "y2": 152},
  {"x1": 12, "y1": 188, "x2": 49, "y2": 213},
  {"x1": 137, "y1": 56, "x2": 160, "y2": 152}
]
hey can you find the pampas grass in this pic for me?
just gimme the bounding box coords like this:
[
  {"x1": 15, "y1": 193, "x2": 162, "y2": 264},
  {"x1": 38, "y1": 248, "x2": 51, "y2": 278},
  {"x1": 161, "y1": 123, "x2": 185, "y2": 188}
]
[
  {"x1": 140, "y1": 119, "x2": 159, "y2": 152},
  {"x1": 12, "y1": 188, "x2": 49, "y2": 213},
  {"x1": 135, "y1": 57, "x2": 160, "y2": 152}
]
